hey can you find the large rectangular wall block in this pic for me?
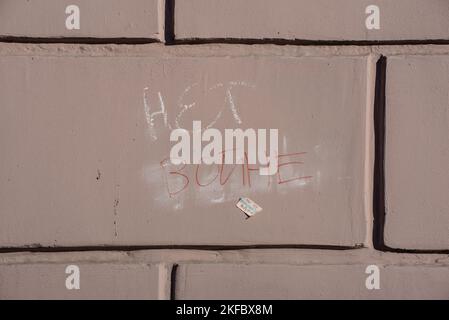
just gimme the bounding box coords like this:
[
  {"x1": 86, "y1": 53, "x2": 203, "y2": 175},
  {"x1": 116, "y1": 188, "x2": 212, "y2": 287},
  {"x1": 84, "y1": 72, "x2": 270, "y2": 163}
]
[
  {"x1": 0, "y1": 44, "x2": 370, "y2": 247},
  {"x1": 176, "y1": 263, "x2": 449, "y2": 299},
  {"x1": 175, "y1": 0, "x2": 449, "y2": 42},
  {"x1": 0, "y1": 263, "x2": 170, "y2": 299},
  {"x1": 0, "y1": 0, "x2": 161, "y2": 39},
  {"x1": 384, "y1": 55, "x2": 449, "y2": 250}
]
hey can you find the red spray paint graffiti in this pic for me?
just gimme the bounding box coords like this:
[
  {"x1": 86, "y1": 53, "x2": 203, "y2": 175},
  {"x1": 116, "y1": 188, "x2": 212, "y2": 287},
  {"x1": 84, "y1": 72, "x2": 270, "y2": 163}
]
[{"x1": 160, "y1": 150, "x2": 313, "y2": 198}]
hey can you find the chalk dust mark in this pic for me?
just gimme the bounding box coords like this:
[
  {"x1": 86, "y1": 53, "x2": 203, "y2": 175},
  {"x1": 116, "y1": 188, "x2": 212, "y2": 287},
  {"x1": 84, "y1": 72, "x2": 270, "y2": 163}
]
[
  {"x1": 226, "y1": 89, "x2": 242, "y2": 124},
  {"x1": 143, "y1": 87, "x2": 170, "y2": 141},
  {"x1": 175, "y1": 83, "x2": 198, "y2": 129}
]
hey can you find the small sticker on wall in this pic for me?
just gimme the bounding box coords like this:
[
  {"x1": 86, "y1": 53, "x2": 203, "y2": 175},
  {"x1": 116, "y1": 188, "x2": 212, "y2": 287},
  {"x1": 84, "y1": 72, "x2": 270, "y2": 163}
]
[{"x1": 236, "y1": 197, "x2": 262, "y2": 218}]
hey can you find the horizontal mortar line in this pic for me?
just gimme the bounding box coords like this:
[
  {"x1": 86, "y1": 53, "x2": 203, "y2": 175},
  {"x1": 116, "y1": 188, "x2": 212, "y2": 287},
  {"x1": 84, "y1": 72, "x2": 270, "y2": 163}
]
[
  {"x1": 0, "y1": 245, "x2": 448, "y2": 254},
  {"x1": 0, "y1": 244, "x2": 363, "y2": 254},
  {"x1": 375, "y1": 246, "x2": 449, "y2": 254},
  {"x1": 0, "y1": 36, "x2": 161, "y2": 45},
  {"x1": 2, "y1": 37, "x2": 449, "y2": 47},
  {"x1": 169, "y1": 38, "x2": 449, "y2": 46}
]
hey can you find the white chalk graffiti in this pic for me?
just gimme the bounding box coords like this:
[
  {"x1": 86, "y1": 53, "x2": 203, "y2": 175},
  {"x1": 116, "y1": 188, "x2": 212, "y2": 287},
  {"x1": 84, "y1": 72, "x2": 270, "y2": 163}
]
[
  {"x1": 143, "y1": 87, "x2": 171, "y2": 141},
  {"x1": 143, "y1": 81, "x2": 255, "y2": 140}
]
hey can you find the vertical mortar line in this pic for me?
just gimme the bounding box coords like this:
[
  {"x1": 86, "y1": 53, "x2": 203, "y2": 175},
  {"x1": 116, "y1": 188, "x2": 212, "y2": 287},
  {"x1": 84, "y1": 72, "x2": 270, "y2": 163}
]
[
  {"x1": 170, "y1": 263, "x2": 179, "y2": 300},
  {"x1": 363, "y1": 53, "x2": 379, "y2": 249},
  {"x1": 373, "y1": 56, "x2": 387, "y2": 250},
  {"x1": 164, "y1": 0, "x2": 175, "y2": 44}
]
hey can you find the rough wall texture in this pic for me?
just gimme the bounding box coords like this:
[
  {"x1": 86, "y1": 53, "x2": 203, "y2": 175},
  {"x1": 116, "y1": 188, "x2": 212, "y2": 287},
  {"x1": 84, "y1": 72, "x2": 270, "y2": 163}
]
[{"x1": 0, "y1": 1, "x2": 448, "y2": 299}]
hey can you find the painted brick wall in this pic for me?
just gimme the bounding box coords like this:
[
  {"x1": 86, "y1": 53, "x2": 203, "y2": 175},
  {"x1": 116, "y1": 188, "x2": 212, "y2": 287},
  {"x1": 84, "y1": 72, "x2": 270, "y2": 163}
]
[{"x1": 0, "y1": 1, "x2": 448, "y2": 299}]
